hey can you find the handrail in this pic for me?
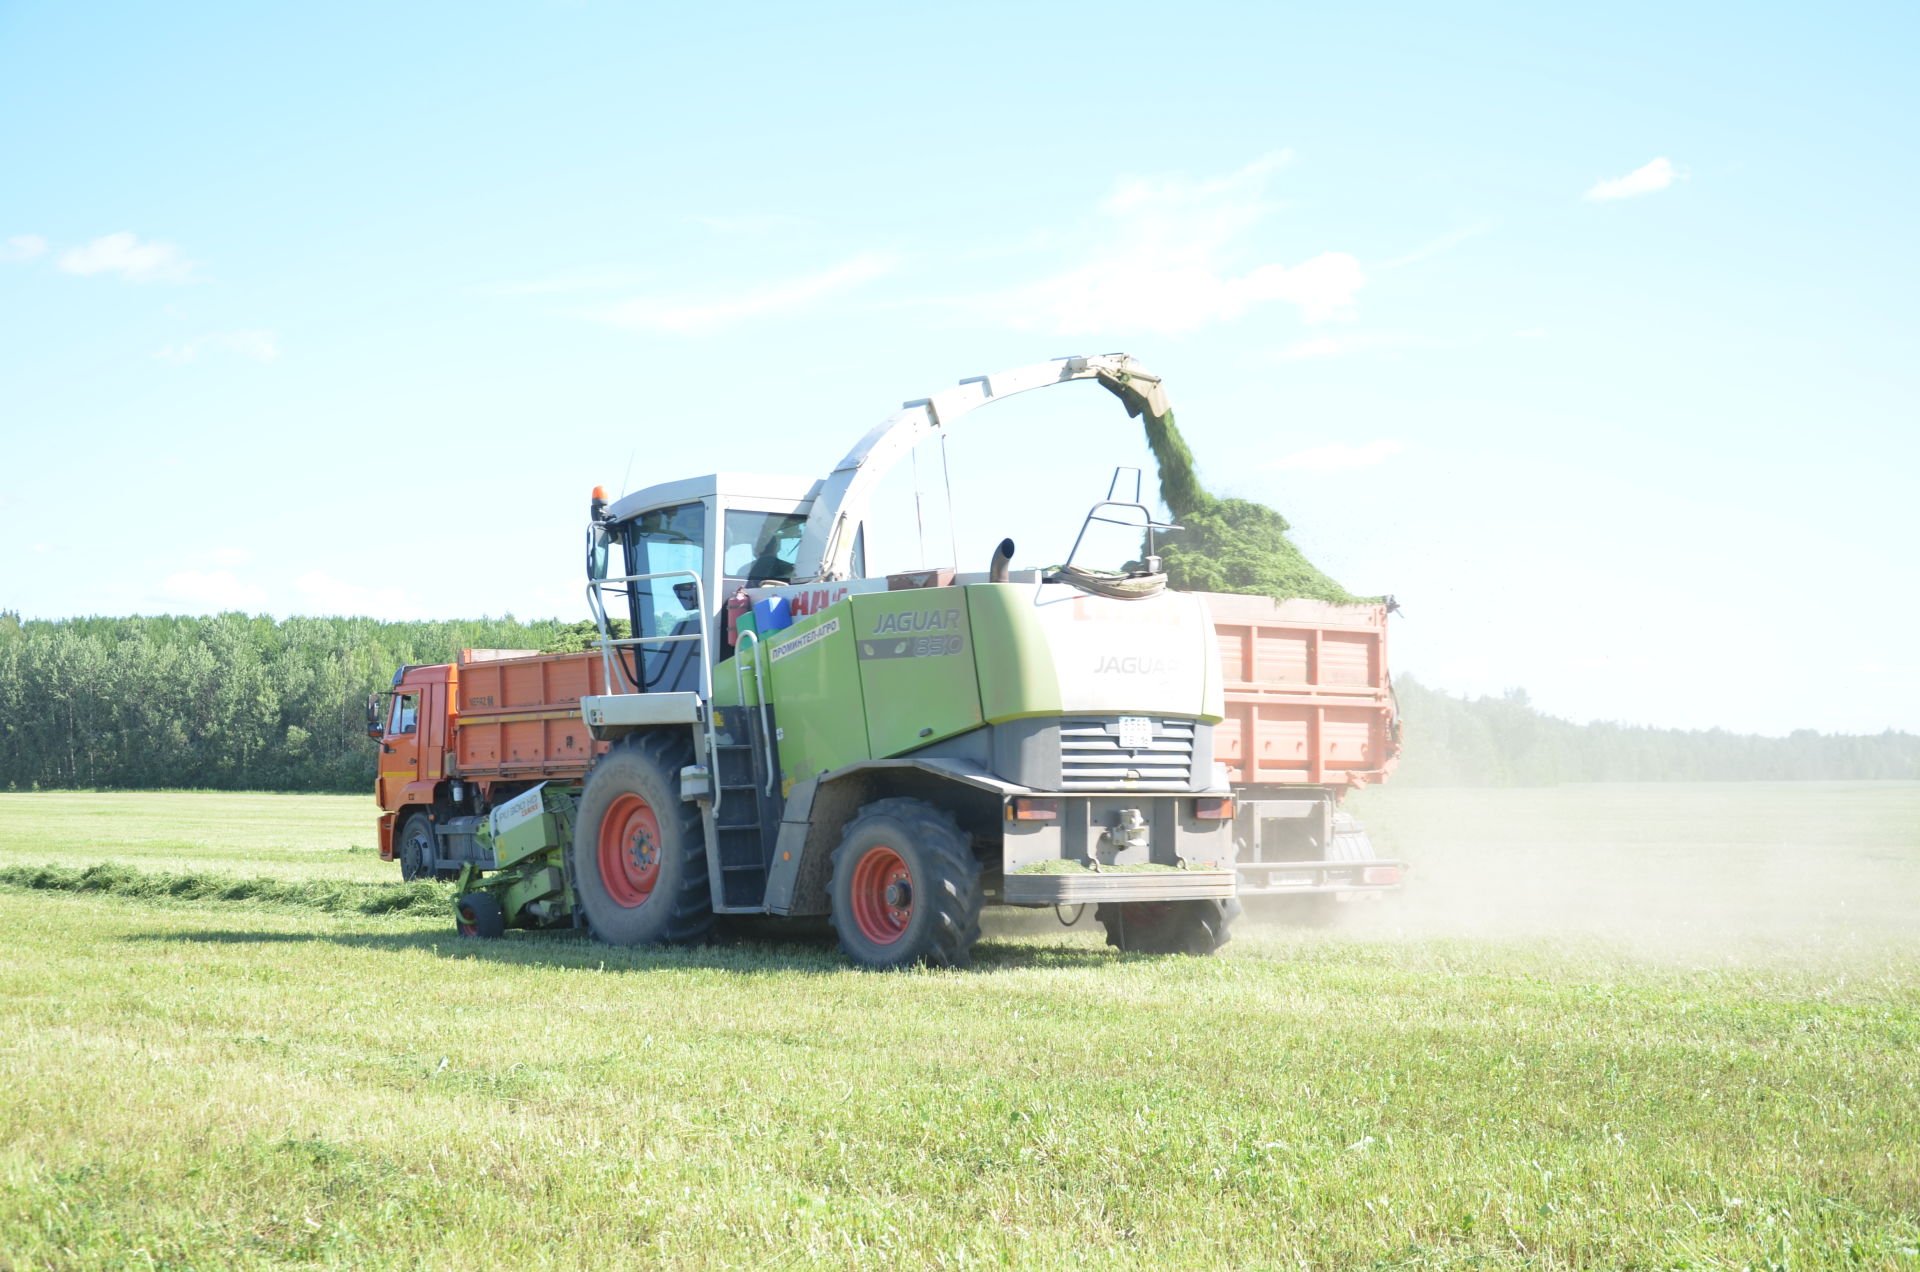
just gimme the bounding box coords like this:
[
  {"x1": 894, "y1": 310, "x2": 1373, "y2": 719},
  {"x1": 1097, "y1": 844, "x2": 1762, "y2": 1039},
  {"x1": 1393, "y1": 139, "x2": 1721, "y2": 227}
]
[
  {"x1": 582, "y1": 567, "x2": 714, "y2": 704},
  {"x1": 731, "y1": 629, "x2": 778, "y2": 795},
  {"x1": 1063, "y1": 499, "x2": 1182, "y2": 573},
  {"x1": 583, "y1": 565, "x2": 722, "y2": 821}
]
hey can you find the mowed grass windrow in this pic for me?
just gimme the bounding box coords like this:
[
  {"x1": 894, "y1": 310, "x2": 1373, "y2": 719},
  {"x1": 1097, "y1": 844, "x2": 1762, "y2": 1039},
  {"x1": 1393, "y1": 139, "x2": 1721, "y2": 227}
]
[{"x1": 2, "y1": 784, "x2": 1916, "y2": 1269}]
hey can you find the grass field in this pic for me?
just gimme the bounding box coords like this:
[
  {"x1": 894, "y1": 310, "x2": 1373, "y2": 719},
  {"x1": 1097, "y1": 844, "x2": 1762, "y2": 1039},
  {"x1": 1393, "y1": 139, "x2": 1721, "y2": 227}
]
[{"x1": 2, "y1": 783, "x2": 1916, "y2": 1270}]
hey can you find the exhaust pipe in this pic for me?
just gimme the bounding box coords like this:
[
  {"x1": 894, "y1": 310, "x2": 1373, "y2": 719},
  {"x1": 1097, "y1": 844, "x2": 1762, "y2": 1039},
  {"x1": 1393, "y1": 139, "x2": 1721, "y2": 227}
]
[{"x1": 989, "y1": 538, "x2": 1015, "y2": 583}]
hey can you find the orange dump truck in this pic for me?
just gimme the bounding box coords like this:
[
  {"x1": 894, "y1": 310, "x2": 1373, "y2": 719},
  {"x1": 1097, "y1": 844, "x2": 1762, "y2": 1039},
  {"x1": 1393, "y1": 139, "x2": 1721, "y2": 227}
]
[
  {"x1": 372, "y1": 597, "x2": 1403, "y2": 901},
  {"x1": 371, "y1": 648, "x2": 618, "y2": 881}
]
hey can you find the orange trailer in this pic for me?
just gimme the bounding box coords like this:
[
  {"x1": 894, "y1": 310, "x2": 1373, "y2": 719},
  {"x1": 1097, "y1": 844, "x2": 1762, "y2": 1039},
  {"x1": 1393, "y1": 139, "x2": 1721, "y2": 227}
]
[{"x1": 1199, "y1": 592, "x2": 1404, "y2": 900}]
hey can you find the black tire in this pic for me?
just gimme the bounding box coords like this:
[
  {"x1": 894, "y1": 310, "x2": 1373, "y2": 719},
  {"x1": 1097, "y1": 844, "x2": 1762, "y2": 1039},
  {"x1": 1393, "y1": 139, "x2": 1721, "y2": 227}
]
[
  {"x1": 571, "y1": 731, "x2": 712, "y2": 947},
  {"x1": 455, "y1": 892, "x2": 506, "y2": 939},
  {"x1": 396, "y1": 811, "x2": 434, "y2": 882},
  {"x1": 1095, "y1": 897, "x2": 1240, "y2": 956},
  {"x1": 829, "y1": 797, "x2": 982, "y2": 969}
]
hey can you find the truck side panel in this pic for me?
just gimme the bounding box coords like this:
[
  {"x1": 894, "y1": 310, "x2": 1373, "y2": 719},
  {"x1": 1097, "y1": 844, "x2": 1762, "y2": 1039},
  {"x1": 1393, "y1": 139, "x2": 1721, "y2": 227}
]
[
  {"x1": 449, "y1": 649, "x2": 617, "y2": 783},
  {"x1": 1202, "y1": 593, "x2": 1397, "y2": 790}
]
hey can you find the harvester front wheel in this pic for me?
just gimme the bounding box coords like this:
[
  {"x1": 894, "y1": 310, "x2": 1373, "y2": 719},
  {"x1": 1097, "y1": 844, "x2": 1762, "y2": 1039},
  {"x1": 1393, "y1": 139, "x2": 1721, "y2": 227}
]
[
  {"x1": 829, "y1": 797, "x2": 981, "y2": 970},
  {"x1": 1095, "y1": 898, "x2": 1239, "y2": 956},
  {"x1": 455, "y1": 892, "x2": 505, "y2": 939},
  {"x1": 396, "y1": 812, "x2": 434, "y2": 882},
  {"x1": 571, "y1": 732, "x2": 712, "y2": 947}
]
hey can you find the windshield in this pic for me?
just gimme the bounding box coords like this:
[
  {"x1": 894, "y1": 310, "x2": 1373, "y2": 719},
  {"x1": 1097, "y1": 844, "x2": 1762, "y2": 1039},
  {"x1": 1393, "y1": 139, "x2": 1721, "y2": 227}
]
[
  {"x1": 723, "y1": 509, "x2": 808, "y2": 584},
  {"x1": 623, "y1": 501, "x2": 706, "y2": 690}
]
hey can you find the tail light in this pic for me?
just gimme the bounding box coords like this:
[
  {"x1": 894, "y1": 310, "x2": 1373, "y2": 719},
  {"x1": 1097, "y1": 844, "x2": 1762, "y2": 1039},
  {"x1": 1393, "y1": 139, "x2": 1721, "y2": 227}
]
[
  {"x1": 1193, "y1": 797, "x2": 1235, "y2": 820},
  {"x1": 1362, "y1": 865, "x2": 1403, "y2": 886},
  {"x1": 1008, "y1": 797, "x2": 1059, "y2": 821}
]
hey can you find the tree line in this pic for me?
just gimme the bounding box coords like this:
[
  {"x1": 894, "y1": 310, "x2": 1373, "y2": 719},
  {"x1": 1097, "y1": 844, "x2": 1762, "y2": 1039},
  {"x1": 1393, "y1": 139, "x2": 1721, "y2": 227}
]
[
  {"x1": 0, "y1": 611, "x2": 594, "y2": 792},
  {"x1": 1389, "y1": 676, "x2": 1920, "y2": 785},
  {"x1": 0, "y1": 611, "x2": 1913, "y2": 792}
]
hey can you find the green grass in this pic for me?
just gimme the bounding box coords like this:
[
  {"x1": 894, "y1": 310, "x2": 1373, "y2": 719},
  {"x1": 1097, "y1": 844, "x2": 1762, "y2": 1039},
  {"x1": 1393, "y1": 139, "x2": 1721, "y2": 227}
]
[
  {"x1": 0, "y1": 790, "x2": 388, "y2": 883},
  {"x1": 1, "y1": 784, "x2": 1917, "y2": 1270}
]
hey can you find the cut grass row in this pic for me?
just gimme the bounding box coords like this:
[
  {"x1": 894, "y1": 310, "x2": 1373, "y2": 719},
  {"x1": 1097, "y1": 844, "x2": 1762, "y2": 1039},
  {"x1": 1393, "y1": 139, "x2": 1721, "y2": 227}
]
[{"x1": 0, "y1": 860, "x2": 449, "y2": 918}]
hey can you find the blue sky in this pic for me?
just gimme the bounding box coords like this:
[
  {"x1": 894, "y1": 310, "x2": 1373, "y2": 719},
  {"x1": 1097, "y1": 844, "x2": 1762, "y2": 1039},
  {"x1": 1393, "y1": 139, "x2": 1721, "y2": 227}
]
[{"x1": 2, "y1": 1, "x2": 1915, "y2": 735}]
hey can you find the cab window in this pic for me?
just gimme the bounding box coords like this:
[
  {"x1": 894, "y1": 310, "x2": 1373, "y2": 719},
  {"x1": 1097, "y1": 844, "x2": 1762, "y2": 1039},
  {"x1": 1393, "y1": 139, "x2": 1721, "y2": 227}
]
[
  {"x1": 623, "y1": 501, "x2": 707, "y2": 689},
  {"x1": 723, "y1": 510, "x2": 808, "y2": 584},
  {"x1": 388, "y1": 693, "x2": 419, "y2": 735}
]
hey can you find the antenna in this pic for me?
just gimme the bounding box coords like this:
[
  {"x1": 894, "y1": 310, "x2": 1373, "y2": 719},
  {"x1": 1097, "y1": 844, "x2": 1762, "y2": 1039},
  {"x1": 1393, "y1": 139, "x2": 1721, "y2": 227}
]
[
  {"x1": 940, "y1": 431, "x2": 959, "y2": 570},
  {"x1": 619, "y1": 449, "x2": 635, "y2": 498}
]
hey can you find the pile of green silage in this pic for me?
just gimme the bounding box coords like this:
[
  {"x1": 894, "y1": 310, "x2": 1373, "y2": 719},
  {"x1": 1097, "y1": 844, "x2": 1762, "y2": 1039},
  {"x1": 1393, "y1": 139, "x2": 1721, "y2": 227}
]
[{"x1": 1141, "y1": 408, "x2": 1370, "y2": 603}]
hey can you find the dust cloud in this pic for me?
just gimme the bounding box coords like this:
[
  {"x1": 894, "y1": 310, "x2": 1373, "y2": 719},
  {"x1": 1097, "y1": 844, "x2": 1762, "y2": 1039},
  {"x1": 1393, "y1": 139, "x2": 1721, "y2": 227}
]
[{"x1": 1322, "y1": 781, "x2": 1920, "y2": 953}]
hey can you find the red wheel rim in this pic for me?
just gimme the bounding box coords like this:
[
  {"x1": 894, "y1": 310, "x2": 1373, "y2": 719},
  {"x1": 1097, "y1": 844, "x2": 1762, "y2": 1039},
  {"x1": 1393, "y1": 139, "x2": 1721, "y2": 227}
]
[
  {"x1": 598, "y1": 792, "x2": 663, "y2": 908},
  {"x1": 849, "y1": 844, "x2": 913, "y2": 945}
]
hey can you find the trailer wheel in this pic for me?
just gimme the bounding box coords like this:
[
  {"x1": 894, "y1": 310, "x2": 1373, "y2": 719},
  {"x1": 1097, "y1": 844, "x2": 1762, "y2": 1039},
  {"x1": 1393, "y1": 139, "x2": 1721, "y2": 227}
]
[
  {"x1": 396, "y1": 812, "x2": 434, "y2": 882},
  {"x1": 1095, "y1": 898, "x2": 1239, "y2": 956},
  {"x1": 455, "y1": 892, "x2": 505, "y2": 939},
  {"x1": 829, "y1": 797, "x2": 981, "y2": 970},
  {"x1": 571, "y1": 732, "x2": 712, "y2": 947}
]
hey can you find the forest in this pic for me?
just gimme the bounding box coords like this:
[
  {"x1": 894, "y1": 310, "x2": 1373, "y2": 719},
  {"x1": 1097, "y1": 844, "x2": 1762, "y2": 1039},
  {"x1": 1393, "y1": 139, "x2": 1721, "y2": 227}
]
[{"x1": 0, "y1": 611, "x2": 1914, "y2": 791}]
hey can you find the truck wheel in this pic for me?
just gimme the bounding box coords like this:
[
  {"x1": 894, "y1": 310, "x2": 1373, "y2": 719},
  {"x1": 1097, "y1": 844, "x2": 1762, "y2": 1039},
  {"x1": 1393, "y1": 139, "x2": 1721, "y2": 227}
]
[
  {"x1": 830, "y1": 797, "x2": 981, "y2": 970},
  {"x1": 397, "y1": 812, "x2": 434, "y2": 882},
  {"x1": 1095, "y1": 898, "x2": 1239, "y2": 956},
  {"x1": 455, "y1": 892, "x2": 505, "y2": 939},
  {"x1": 571, "y1": 732, "x2": 712, "y2": 947}
]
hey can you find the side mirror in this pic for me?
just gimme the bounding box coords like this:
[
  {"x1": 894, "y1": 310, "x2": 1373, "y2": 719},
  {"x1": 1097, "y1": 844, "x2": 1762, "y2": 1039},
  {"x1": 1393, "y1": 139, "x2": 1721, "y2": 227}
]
[
  {"x1": 588, "y1": 525, "x2": 611, "y2": 582},
  {"x1": 366, "y1": 692, "x2": 394, "y2": 752}
]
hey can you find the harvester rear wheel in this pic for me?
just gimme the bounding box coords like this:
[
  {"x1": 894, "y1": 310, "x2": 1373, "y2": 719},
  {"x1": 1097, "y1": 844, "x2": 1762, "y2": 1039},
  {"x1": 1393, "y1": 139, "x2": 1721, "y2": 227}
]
[
  {"x1": 571, "y1": 732, "x2": 712, "y2": 947},
  {"x1": 396, "y1": 812, "x2": 434, "y2": 882},
  {"x1": 829, "y1": 797, "x2": 981, "y2": 969},
  {"x1": 455, "y1": 892, "x2": 506, "y2": 939},
  {"x1": 1095, "y1": 898, "x2": 1239, "y2": 956}
]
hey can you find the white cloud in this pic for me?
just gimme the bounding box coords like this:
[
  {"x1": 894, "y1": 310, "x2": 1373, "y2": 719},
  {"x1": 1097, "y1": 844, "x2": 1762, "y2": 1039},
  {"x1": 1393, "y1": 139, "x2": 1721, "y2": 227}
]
[
  {"x1": 162, "y1": 570, "x2": 268, "y2": 610},
  {"x1": 593, "y1": 254, "x2": 894, "y2": 332},
  {"x1": 1271, "y1": 439, "x2": 1406, "y2": 472},
  {"x1": 294, "y1": 571, "x2": 420, "y2": 619},
  {"x1": 58, "y1": 231, "x2": 194, "y2": 282},
  {"x1": 156, "y1": 330, "x2": 280, "y2": 364},
  {"x1": 1584, "y1": 157, "x2": 1677, "y2": 202},
  {"x1": 1376, "y1": 222, "x2": 1494, "y2": 270},
  {"x1": 994, "y1": 152, "x2": 1365, "y2": 334},
  {"x1": 1, "y1": 234, "x2": 48, "y2": 263}
]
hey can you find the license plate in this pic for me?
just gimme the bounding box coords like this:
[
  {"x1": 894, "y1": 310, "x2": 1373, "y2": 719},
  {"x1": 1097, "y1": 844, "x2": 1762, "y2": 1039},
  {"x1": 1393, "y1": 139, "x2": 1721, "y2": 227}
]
[{"x1": 1117, "y1": 716, "x2": 1153, "y2": 749}]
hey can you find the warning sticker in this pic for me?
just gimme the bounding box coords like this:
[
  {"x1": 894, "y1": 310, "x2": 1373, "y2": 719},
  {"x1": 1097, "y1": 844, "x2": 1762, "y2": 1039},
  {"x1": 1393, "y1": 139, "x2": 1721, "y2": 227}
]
[
  {"x1": 490, "y1": 781, "x2": 547, "y2": 838},
  {"x1": 769, "y1": 617, "x2": 840, "y2": 663}
]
